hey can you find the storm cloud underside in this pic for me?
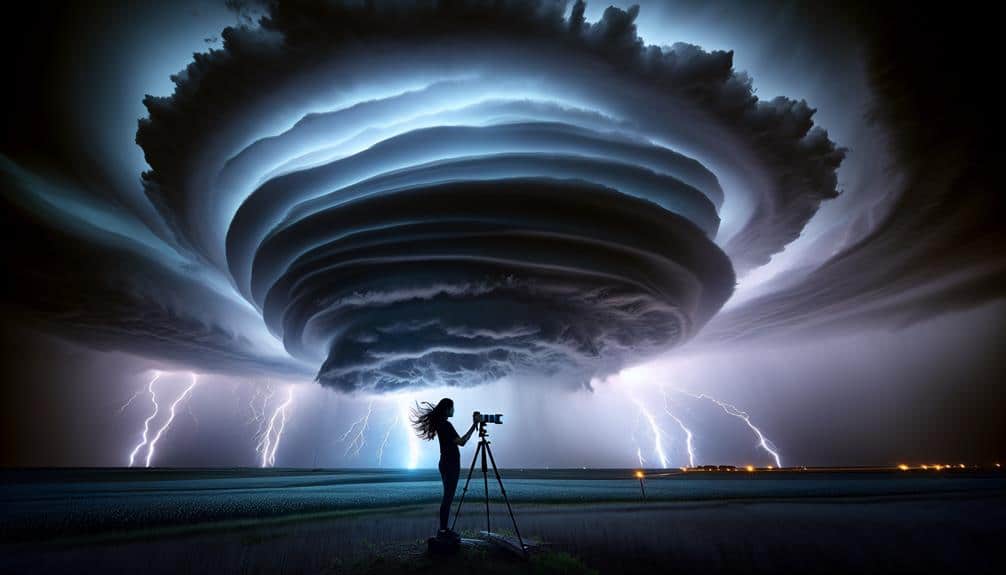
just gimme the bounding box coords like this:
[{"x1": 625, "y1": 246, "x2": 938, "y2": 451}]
[{"x1": 5, "y1": 1, "x2": 850, "y2": 392}]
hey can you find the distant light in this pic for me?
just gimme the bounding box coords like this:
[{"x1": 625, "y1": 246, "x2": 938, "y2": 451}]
[
  {"x1": 933, "y1": 465, "x2": 942, "y2": 471},
  {"x1": 399, "y1": 397, "x2": 420, "y2": 469},
  {"x1": 635, "y1": 470, "x2": 644, "y2": 479},
  {"x1": 997, "y1": 463, "x2": 1001, "y2": 468},
  {"x1": 898, "y1": 464, "x2": 909, "y2": 471},
  {"x1": 921, "y1": 465, "x2": 928, "y2": 470},
  {"x1": 746, "y1": 465, "x2": 755, "y2": 472},
  {"x1": 680, "y1": 467, "x2": 688, "y2": 472},
  {"x1": 959, "y1": 464, "x2": 965, "y2": 469},
  {"x1": 767, "y1": 465, "x2": 774, "y2": 470}
]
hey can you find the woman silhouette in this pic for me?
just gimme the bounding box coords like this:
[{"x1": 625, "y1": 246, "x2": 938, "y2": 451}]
[{"x1": 411, "y1": 398, "x2": 477, "y2": 540}]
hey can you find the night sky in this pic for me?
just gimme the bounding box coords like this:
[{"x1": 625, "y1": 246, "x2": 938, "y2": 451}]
[{"x1": 1, "y1": 0, "x2": 1001, "y2": 469}]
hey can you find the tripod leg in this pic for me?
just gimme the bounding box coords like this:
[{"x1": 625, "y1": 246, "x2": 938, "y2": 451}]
[
  {"x1": 451, "y1": 442, "x2": 482, "y2": 531},
  {"x1": 482, "y1": 440, "x2": 490, "y2": 533},
  {"x1": 485, "y1": 442, "x2": 527, "y2": 556}
]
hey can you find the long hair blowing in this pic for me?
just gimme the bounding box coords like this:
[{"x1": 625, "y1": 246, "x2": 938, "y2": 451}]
[{"x1": 411, "y1": 398, "x2": 453, "y2": 440}]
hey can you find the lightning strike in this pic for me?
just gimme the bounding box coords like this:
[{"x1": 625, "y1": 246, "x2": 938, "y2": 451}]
[
  {"x1": 684, "y1": 391, "x2": 782, "y2": 468},
  {"x1": 258, "y1": 386, "x2": 295, "y2": 468},
  {"x1": 126, "y1": 372, "x2": 162, "y2": 467},
  {"x1": 661, "y1": 386, "x2": 696, "y2": 467},
  {"x1": 185, "y1": 399, "x2": 199, "y2": 430},
  {"x1": 247, "y1": 383, "x2": 276, "y2": 437},
  {"x1": 245, "y1": 385, "x2": 263, "y2": 424},
  {"x1": 117, "y1": 388, "x2": 145, "y2": 415},
  {"x1": 629, "y1": 394, "x2": 669, "y2": 469},
  {"x1": 143, "y1": 373, "x2": 199, "y2": 468},
  {"x1": 629, "y1": 407, "x2": 645, "y2": 467},
  {"x1": 340, "y1": 401, "x2": 373, "y2": 458},
  {"x1": 376, "y1": 412, "x2": 400, "y2": 467}
]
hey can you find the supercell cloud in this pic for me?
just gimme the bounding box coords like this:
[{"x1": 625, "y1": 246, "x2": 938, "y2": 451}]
[{"x1": 4, "y1": 1, "x2": 847, "y2": 392}]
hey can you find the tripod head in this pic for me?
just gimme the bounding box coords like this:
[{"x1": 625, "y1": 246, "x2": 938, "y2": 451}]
[{"x1": 472, "y1": 411, "x2": 502, "y2": 439}]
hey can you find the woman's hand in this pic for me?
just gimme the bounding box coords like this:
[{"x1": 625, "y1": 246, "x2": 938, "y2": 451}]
[{"x1": 456, "y1": 421, "x2": 477, "y2": 446}]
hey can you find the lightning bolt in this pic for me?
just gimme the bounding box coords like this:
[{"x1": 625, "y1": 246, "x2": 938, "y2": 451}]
[
  {"x1": 117, "y1": 387, "x2": 146, "y2": 415},
  {"x1": 245, "y1": 385, "x2": 263, "y2": 424},
  {"x1": 127, "y1": 372, "x2": 162, "y2": 467},
  {"x1": 252, "y1": 388, "x2": 270, "y2": 458},
  {"x1": 143, "y1": 373, "x2": 199, "y2": 468},
  {"x1": 340, "y1": 400, "x2": 373, "y2": 458},
  {"x1": 628, "y1": 394, "x2": 669, "y2": 469},
  {"x1": 258, "y1": 386, "x2": 295, "y2": 467},
  {"x1": 247, "y1": 383, "x2": 275, "y2": 435},
  {"x1": 661, "y1": 386, "x2": 696, "y2": 467},
  {"x1": 376, "y1": 412, "x2": 400, "y2": 466},
  {"x1": 185, "y1": 399, "x2": 199, "y2": 430},
  {"x1": 683, "y1": 391, "x2": 782, "y2": 467},
  {"x1": 629, "y1": 406, "x2": 645, "y2": 466}
]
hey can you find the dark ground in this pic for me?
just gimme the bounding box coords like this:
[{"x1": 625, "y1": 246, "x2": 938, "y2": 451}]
[{"x1": 2, "y1": 469, "x2": 1003, "y2": 574}]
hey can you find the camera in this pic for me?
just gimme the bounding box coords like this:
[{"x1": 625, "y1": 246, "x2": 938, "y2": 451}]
[{"x1": 474, "y1": 411, "x2": 503, "y2": 424}]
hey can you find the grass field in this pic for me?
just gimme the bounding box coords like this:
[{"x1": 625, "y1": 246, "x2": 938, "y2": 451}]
[{"x1": 2, "y1": 468, "x2": 1003, "y2": 574}]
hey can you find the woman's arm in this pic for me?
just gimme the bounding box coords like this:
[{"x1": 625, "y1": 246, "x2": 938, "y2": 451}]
[{"x1": 454, "y1": 422, "x2": 477, "y2": 446}]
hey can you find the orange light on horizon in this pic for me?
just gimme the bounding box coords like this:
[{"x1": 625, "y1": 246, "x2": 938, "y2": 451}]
[
  {"x1": 635, "y1": 470, "x2": 644, "y2": 479},
  {"x1": 898, "y1": 464, "x2": 909, "y2": 471},
  {"x1": 959, "y1": 464, "x2": 965, "y2": 469},
  {"x1": 746, "y1": 465, "x2": 755, "y2": 472},
  {"x1": 921, "y1": 465, "x2": 928, "y2": 470}
]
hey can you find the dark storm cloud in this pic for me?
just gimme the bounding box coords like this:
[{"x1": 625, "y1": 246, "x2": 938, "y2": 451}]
[
  {"x1": 4, "y1": 0, "x2": 846, "y2": 392},
  {"x1": 0, "y1": 160, "x2": 310, "y2": 379},
  {"x1": 136, "y1": 1, "x2": 843, "y2": 265},
  {"x1": 264, "y1": 178, "x2": 732, "y2": 390},
  {"x1": 698, "y1": 4, "x2": 1002, "y2": 344},
  {"x1": 126, "y1": 0, "x2": 841, "y2": 391},
  {"x1": 230, "y1": 121, "x2": 725, "y2": 301}
]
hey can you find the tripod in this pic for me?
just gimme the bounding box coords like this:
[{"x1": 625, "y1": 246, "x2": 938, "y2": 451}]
[{"x1": 450, "y1": 421, "x2": 526, "y2": 555}]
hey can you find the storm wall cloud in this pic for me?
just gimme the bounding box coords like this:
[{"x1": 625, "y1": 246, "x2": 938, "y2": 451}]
[{"x1": 98, "y1": 0, "x2": 838, "y2": 392}]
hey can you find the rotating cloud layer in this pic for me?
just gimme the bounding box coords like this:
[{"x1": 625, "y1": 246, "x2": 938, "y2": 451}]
[
  {"x1": 9, "y1": 1, "x2": 846, "y2": 392},
  {"x1": 133, "y1": 1, "x2": 843, "y2": 391}
]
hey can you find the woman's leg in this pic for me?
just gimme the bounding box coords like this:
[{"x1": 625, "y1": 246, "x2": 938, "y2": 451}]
[{"x1": 439, "y1": 460, "x2": 460, "y2": 531}]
